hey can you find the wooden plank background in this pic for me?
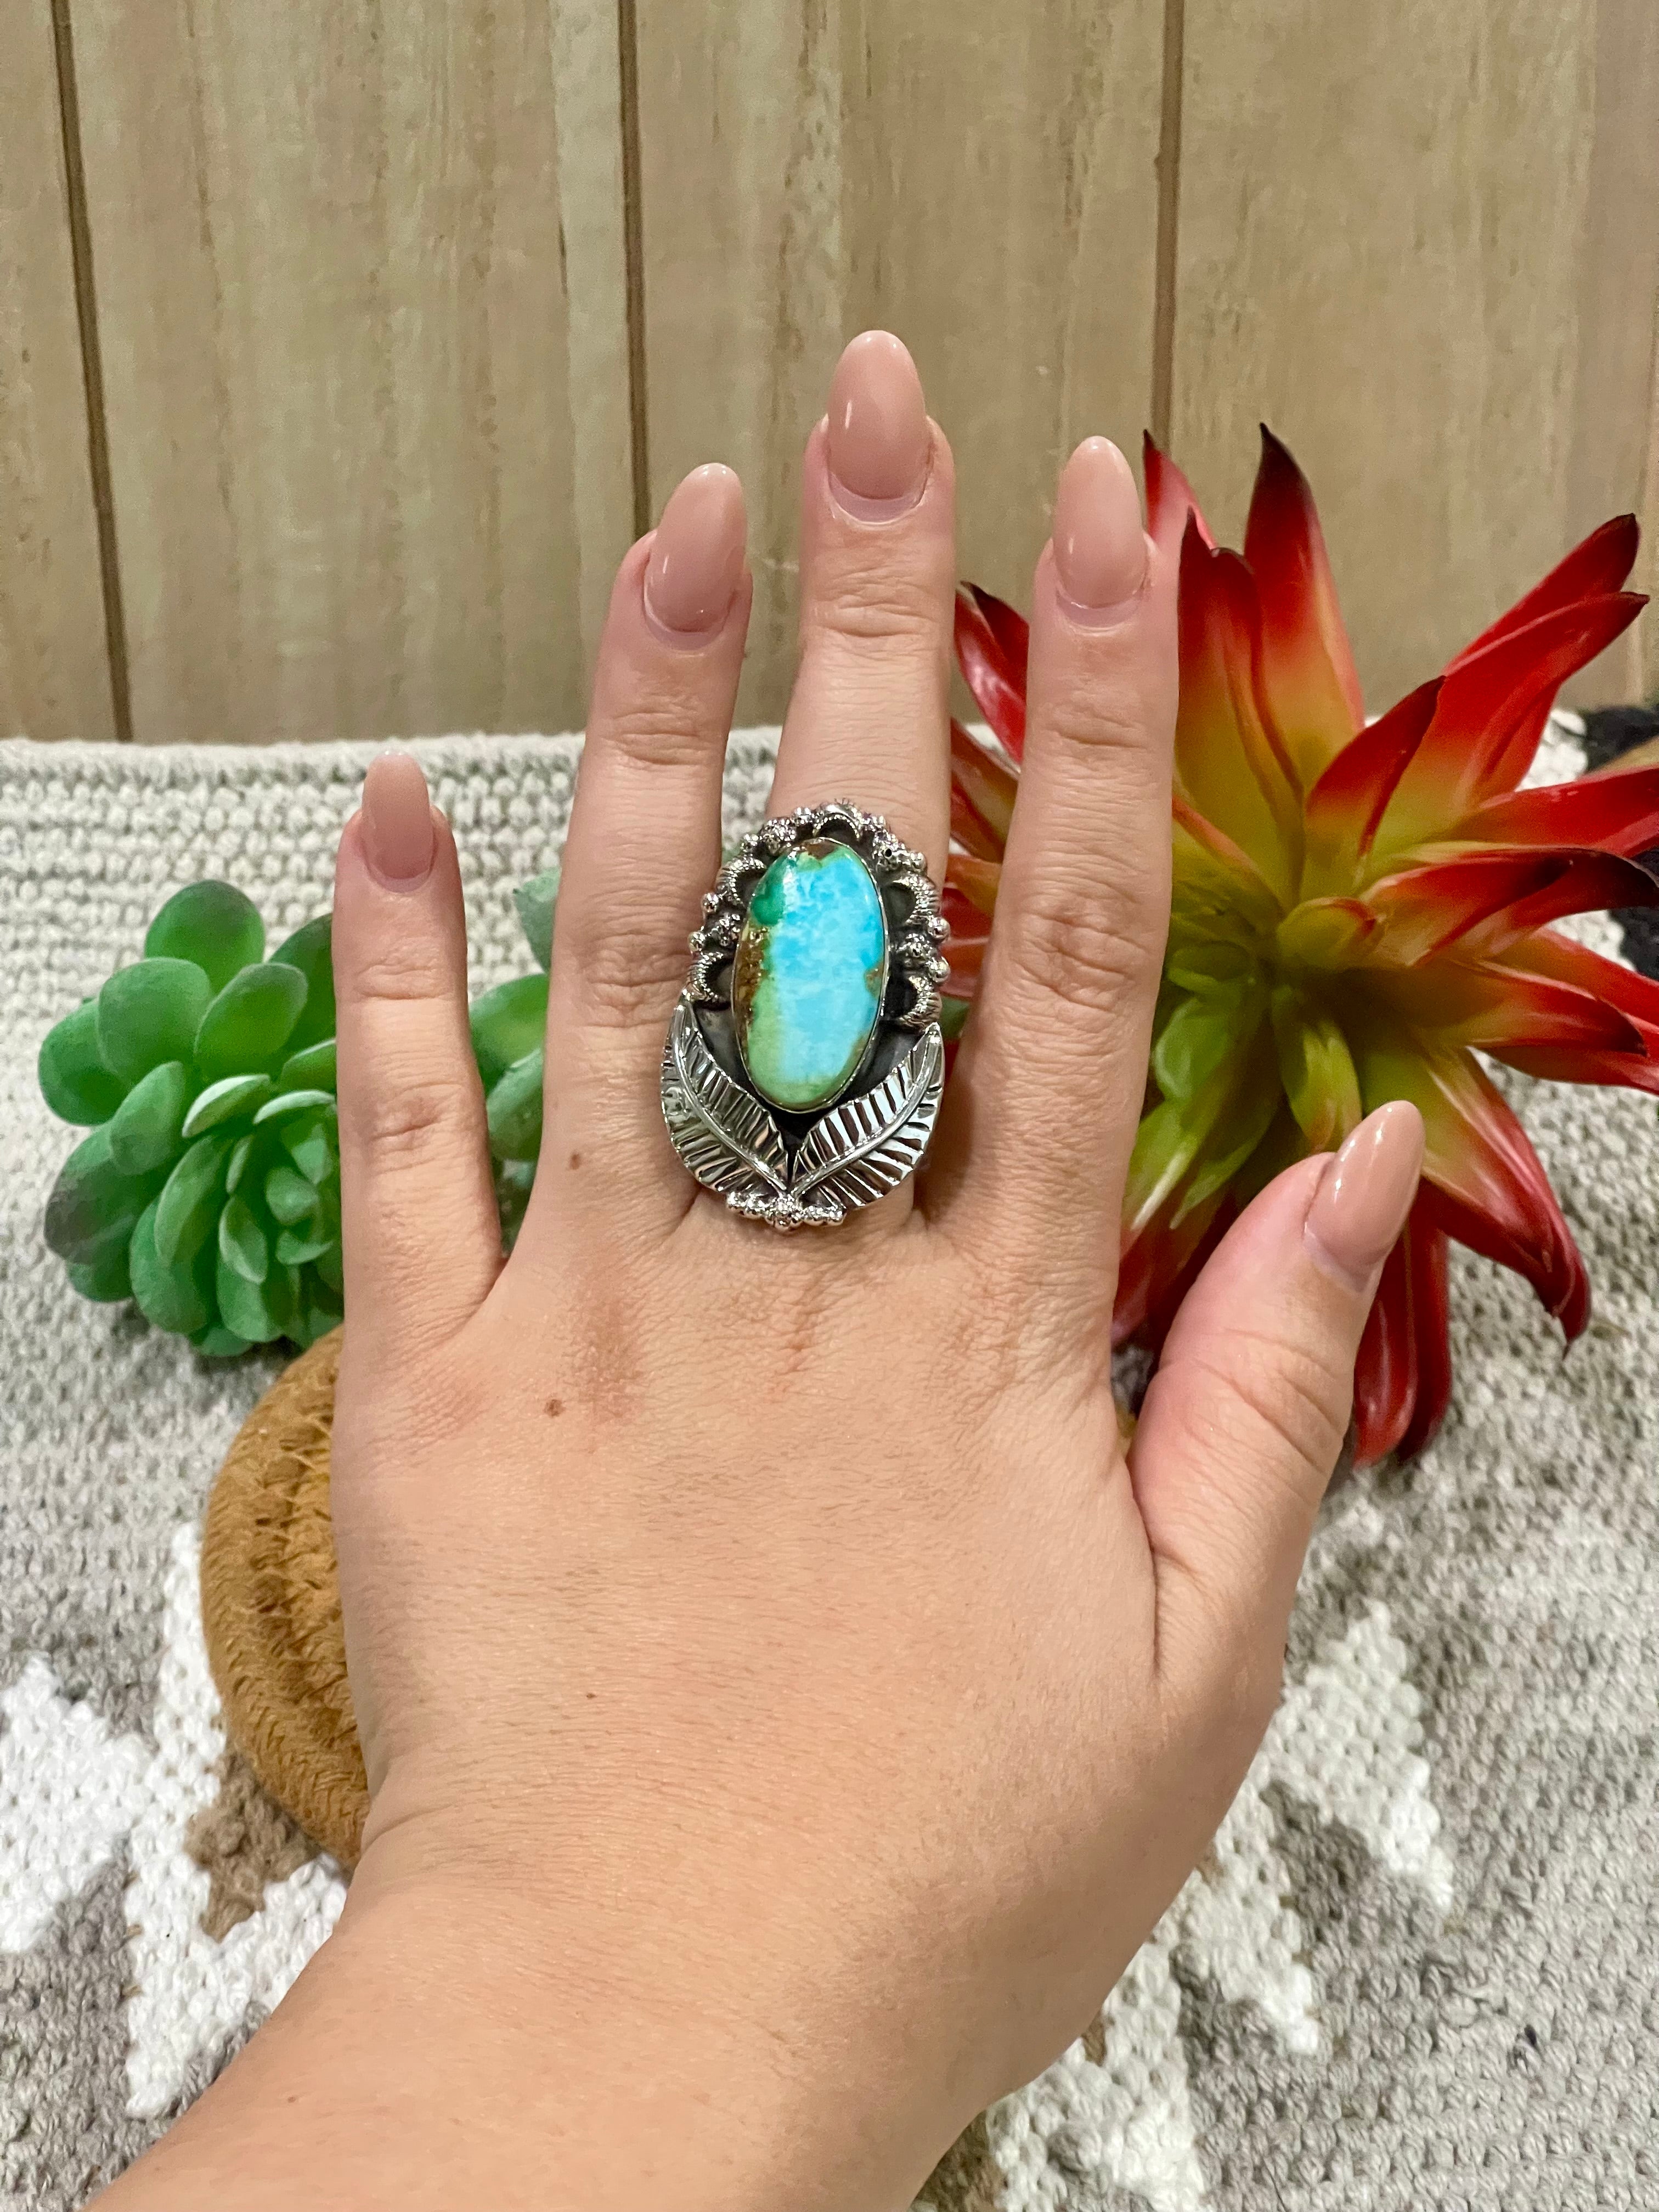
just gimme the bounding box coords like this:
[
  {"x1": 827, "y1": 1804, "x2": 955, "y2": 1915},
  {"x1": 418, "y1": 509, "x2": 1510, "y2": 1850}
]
[
  {"x1": 0, "y1": 0, "x2": 116, "y2": 742},
  {"x1": 63, "y1": 0, "x2": 633, "y2": 745},
  {"x1": 633, "y1": 0, "x2": 1169, "y2": 725},
  {"x1": 0, "y1": 0, "x2": 1654, "y2": 744}
]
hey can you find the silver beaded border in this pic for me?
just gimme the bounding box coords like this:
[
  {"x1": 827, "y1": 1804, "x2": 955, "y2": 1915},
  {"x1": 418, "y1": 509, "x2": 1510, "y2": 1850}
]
[{"x1": 684, "y1": 800, "x2": 950, "y2": 1024}]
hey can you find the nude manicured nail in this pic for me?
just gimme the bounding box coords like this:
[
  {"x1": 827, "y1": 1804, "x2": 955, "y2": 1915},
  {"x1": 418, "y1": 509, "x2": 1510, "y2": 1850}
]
[
  {"x1": 1052, "y1": 437, "x2": 1149, "y2": 620},
  {"x1": 825, "y1": 330, "x2": 931, "y2": 517},
  {"x1": 643, "y1": 463, "x2": 747, "y2": 639},
  {"x1": 360, "y1": 750, "x2": 436, "y2": 888},
  {"x1": 1304, "y1": 1102, "x2": 1426, "y2": 1285}
]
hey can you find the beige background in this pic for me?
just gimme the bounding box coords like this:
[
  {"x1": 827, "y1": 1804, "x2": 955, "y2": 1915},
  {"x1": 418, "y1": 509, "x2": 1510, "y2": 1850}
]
[{"x1": 2, "y1": 0, "x2": 1656, "y2": 746}]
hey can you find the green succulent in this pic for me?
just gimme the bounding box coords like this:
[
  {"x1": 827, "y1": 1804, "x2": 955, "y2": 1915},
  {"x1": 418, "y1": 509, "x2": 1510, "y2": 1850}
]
[
  {"x1": 40, "y1": 866, "x2": 560, "y2": 1355},
  {"x1": 470, "y1": 868, "x2": 560, "y2": 1249}
]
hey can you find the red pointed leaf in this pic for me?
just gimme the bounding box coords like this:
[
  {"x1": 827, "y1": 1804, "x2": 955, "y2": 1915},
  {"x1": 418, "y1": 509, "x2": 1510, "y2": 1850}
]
[
  {"x1": 1460, "y1": 761, "x2": 1659, "y2": 857},
  {"x1": 941, "y1": 884, "x2": 990, "y2": 939},
  {"x1": 1364, "y1": 846, "x2": 1659, "y2": 962},
  {"x1": 1398, "y1": 1205, "x2": 1452, "y2": 1460},
  {"x1": 1367, "y1": 957, "x2": 1649, "y2": 1055},
  {"x1": 1353, "y1": 1027, "x2": 1590, "y2": 1336},
  {"x1": 1489, "y1": 1044, "x2": 1659, "y2": 1093},
  {"x1": 945, "y1": 853, "x2": 1001, "y2": 919},
  {"x1": 1352, "y1": 1233, "x2": 1417, "y2": 1465},
  {"x1": 951, "y1": 782, "x2": 1003, "y2": 861},
  {"x1": 1363, "y1": 849, "x2": 1568, "y2": 962},
  {"x1": 1303, "y1": 678, "x2": 1440, "y2": 878},
  {"x1": 1144, "y1": 435, "x2": 1215, "y2": 556},
  {"x1": 1379, "y1": 593, "x2": 1647, "y2": 842},
  {"x1": 942, "y1": 936, "x2": 988, "y2": 998},
  {"x1": 1498, "y1": 929, "x2": 1659, "y2": 1042},
  {"x1": 1113, "y1": 1185, "x2": 1233, "y2": 1351},
  {"x1": 1243, "y1": 426, "x2": 1364, "y2": 783},
  {"x1": 954, "y1": 588, "x2": 1028, "y2": 759},
  {"x1": 950, "y1": 718, "x2": 1017, "y2": 845},
  {"x1": 966, "y1": 584, "x2": 1029, "y2": 689},
  {"x1": 1448, "y1": 515, "x2": 1641, "y2": 669},
  {"x1": 1175, "y1": 523, "x2": 1303, "y2": 901},
  {"x1": 1475, "y1": 850, "x2": 1659, "y2": 950}
]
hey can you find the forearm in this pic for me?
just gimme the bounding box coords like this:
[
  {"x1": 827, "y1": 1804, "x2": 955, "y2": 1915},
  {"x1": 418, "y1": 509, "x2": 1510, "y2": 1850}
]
[{"x1": 98, "y1": 1878, "x2": 929, "y2": 2212}]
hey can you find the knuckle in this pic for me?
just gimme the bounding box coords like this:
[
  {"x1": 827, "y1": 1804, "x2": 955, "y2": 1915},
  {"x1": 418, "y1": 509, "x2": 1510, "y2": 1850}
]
[
  {"x1": 1039, "y1": 667, "x2": 1175, "y2": 761},
  {"x1": 593, "y1": 697, "x2": 721, "y2": 775},
  {"x1": 1007, "y1": 885, "x2": 1159, "y2": 1019},
  {"x1": 1190, "y1": 1334, "x2": 1351, "y2": 1498},
  {"x1": 562, "y1": 914, "x2": 686, "y2": 1034},
  {"x1": 344, "y1": 939, "x2": 451, "y2": 1009},
  {"x1": 351, "y1": 1068, "x2": 477, "y2": 1171},
  {"x1": 803, "y1": 567, "x2": 947, "y2": 652},
  {"x1": 1232, "y1": 1345, "x2": 1350, "y2": 1485}
]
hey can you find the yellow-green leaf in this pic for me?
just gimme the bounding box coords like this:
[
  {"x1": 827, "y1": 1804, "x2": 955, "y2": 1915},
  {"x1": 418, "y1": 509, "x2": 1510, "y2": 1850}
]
[{"x1": 1270, "y1": 986, "x2": 1362, "y2": 1151}]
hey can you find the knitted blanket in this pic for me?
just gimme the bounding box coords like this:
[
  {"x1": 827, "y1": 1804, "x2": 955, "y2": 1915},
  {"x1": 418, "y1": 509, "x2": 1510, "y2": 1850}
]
[{"x1": 2, "y1": 724, "x2": 1656, "y2": 2212}]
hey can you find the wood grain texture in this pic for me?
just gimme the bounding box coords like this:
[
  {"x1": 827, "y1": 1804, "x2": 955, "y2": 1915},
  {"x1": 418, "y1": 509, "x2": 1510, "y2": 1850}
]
[
  {"x1": 635, "y1": 0, "x2": 1166, "y2": 723},
  {"x1": 0, "y1": 0, "x2": 116, "y2": 741},
  {"x1": 1638, "y1": 349, "x2": 1659, "y2": 702},
  {"x1": 68, "y1": 0, "x2": 633, "y2": 744},
  {"x1": 1563, "y1": 0, "x2": 1659, "y2": 703},
  {"x1": 1171, "y1": 0, "x2": 1654, "y2": 717}
]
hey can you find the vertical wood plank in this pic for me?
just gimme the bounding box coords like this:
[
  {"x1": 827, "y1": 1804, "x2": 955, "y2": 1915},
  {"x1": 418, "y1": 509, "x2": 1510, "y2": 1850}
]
[
  {"x1": 1171, "y1": 0, "x2": 1655, "y2": 716},
  {"x1": 0, "y1": 0, "x2": 116, "y2": 741},
  {"x1": 69, "y1": 0, "x2": 633, "y2": 745},
  {"x1": 1564, "y1": 0, "x2": 1659, "y2": 703},
  {"x1": 1638, "y1": 351, "x2": 1659, "y2": 703},
  {"x1": 635, "y1": 0, "x2": 1167, "y2": 724}
]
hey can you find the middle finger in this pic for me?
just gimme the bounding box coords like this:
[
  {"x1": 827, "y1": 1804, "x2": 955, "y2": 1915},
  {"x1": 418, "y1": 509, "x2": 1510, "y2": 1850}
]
[{"x1": 766, "y1": 331, "x2": 956, "y2": 877}]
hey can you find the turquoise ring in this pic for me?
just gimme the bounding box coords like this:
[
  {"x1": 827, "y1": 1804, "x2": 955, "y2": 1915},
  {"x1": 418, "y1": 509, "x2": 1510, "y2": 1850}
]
[{"x1": 661, "y1": 803, "x2": 950, "y2": 1229}]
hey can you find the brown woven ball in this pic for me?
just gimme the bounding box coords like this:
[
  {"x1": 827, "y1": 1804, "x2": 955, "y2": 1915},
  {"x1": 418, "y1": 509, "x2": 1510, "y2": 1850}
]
[{"x1": 200, "y1": 1328, "x2": 370, "y2": 1865}]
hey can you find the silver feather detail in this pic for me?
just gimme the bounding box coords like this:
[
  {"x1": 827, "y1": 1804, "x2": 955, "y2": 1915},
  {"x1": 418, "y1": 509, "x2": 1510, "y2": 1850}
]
[
  {"x1": 661, "y1": 1001, "x2": 789, "y2": 1202},
  {"x1": 789, "y1": 1024, "x2": 945, "y2": 1214}
]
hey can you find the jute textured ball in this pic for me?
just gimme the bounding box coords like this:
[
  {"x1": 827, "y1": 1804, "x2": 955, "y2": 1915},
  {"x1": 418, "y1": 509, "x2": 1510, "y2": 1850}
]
[{"x1": 200, "y1": 1328, "x2": 370, "y2": 1865}]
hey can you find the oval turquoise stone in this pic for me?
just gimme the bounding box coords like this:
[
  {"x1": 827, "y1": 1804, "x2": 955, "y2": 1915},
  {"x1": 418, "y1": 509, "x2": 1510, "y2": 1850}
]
[{"x1": 733, "y1": 840, "x2": 888, "y2": 1111}]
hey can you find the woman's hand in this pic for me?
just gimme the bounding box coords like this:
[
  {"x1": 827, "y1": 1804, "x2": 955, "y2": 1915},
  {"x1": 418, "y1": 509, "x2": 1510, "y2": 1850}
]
[{"x1": 106, "y1": 333, "x2": 1422, "y2": 2212}]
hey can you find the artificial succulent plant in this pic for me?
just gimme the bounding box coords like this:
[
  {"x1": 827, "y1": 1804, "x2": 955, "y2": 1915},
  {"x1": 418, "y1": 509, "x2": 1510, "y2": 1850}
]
[
  {"x1": 40, "y1": 868, "x2": 560, "y2": 1352},
  {"x1": 945, "y1": 429, "x2": 1658, "y2": 1466}
]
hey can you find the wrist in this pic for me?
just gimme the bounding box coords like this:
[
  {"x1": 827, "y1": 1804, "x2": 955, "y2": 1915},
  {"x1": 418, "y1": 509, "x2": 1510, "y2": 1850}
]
[
  {"x1": 337, "y1": 1865, "x2": 936, "y2": 2212},
  {"x1": 106, "y1": 1857, "x2": 942, "y2": 2212}
]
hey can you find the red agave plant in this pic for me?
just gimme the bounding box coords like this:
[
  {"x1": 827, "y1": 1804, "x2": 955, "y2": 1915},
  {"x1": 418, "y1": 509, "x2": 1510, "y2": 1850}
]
[{"x1": 946, "y1": 433, "x2": 1658, "y2": 1464}]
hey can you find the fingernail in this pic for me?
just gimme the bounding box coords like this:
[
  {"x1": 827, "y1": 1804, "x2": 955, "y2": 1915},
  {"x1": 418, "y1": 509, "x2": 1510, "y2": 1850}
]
[
  {"x1": 826, "y1": 330, "x2": 930, "y2": 519},
  {"x1": 1052, "y1": 437, "x2": 1149, "y2": 623},
  {"x1": 1305, "y1": 1102, "x2": 1426, "y2": 1285},
  {"x1": 360, "y1": 750, "x2": 436, "y2": 888},
  {"x1": 643, "y1": 463, "x2": 748, "y2": 639}
]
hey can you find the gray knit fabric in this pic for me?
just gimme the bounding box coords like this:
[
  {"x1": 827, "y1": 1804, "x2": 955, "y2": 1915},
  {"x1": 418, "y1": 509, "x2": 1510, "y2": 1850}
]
[{"x1": 2, "y1": 727, "x2": 1656, "y2": 2211}]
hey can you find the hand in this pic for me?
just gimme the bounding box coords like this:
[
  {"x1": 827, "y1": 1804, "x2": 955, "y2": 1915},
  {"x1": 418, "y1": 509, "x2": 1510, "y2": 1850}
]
[{"x1": 105, "y1": 333, "x2": 1423, "y2": 2212}]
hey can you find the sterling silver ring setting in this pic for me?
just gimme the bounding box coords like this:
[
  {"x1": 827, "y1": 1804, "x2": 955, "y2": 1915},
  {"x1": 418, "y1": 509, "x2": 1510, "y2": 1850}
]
[{"x1": 660, "y1": 802, "x2": 950, "y2": 1229}]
